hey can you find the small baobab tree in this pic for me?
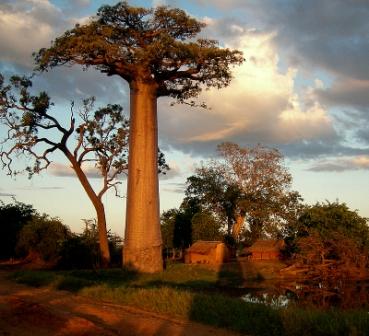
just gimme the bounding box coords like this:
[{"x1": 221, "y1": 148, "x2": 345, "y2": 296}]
[
  {"x1": 0, "y1": 74, "x2": 168, "y2": 267},
  {"x1": 33, "y1": 2, "x2": 244, "y2": 272}
]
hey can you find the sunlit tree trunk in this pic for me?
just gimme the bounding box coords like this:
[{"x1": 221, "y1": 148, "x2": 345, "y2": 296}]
[
  {"x1": 65, "y1": 150, "x2": 111, "y2": 268},
  {"x1": 123, "y1": 80, "x2": 163, "y2": 273},
  {"x1": 232, "y1": 212, "x2": 245, "y2": 241}
]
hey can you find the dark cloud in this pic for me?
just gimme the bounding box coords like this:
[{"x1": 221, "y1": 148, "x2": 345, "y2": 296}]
[
  {"x1": 203, "y1": 0, "x2": 369, "y2": 81},
  {"x1": 315, "y1": 80, "x2": 369, "y2": 111}
]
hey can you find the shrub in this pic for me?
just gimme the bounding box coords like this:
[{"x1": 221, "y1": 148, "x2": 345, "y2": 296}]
[
  {"x1": 16, "y1": 214, "x2": 70, "y2": 262},
  {"x1": 0, "y1": 200, "x2": 35, "y2": 260}
]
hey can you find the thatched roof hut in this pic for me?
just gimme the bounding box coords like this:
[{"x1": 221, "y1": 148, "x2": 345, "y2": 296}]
[
  {"x1": 185, "y1": 241, "x2": 229, "y2": 264},
  {"x1": 247, "y1": 240, "x2": 285, "y2": 260}
]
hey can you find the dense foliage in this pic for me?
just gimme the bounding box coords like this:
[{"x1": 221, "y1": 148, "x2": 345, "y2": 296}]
[
  {"x1": 161, "y1": 196, "x2": 224, "y2": 253},
  {"x1": 284, "y1": 201, "x2": 369, "y2": 278},
  {"x1": 16, "y1": 214, "x2": 71, "y2": 262},
  {"x1": 0, "y1": 200, "x2": 122, "y2": 269},
  {"x1": 185, "y1": 142, "x2": 302, "y2": 243},
  {"x1": 34, "y1": 2, "x2": 244, "y2": 103},
  {"x1": 0, "y1": 200, "x2": 35, "y2": 260}
]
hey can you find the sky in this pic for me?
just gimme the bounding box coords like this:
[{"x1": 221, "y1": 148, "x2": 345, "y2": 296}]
[{"x1": 1, "y1": 0, "x2": 369, "y2": 235}]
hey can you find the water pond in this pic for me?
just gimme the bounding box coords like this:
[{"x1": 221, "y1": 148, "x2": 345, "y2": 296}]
[{"x1": 238, "y1": 279, "x2": 369, "y2": 309}]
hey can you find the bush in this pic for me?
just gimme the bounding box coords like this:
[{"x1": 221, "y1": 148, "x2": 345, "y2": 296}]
[
  {"x1": 0, "y1": 200, "x2": 35, "y2": 260},
  {"x1": 58, "y1": 235, "x2": 98, "y2": 269},
  {"x1": 16, "y1": 214, "x2": 71, "y2": 262}
]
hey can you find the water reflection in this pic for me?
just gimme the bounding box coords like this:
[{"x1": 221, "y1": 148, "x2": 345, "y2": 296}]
[{"x1": 240, "y1": 279, "x2": 369, "y2": 309}]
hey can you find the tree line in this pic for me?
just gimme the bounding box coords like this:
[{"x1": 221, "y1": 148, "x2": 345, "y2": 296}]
[
  {"x1": 161, "y1": 143, "x2": 369, "y2": 279},
  {"x1": 0, "y1": 200, "x2": 122, "y2": 268}
]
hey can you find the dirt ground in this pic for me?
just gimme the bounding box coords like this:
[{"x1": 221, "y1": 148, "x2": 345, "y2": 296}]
[{"x1": 0, "y1": 270, "x2": 240, "y2": 336}]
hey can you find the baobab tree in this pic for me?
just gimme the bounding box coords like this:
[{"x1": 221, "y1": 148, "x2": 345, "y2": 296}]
[{"x1": 34, "y1": 2, "x2": 244, "y2": 272}]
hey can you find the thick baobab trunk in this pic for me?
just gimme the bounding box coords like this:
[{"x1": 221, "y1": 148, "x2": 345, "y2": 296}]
[{"x1": 123, "y1": 80, "x2": 163, "y2": 273}]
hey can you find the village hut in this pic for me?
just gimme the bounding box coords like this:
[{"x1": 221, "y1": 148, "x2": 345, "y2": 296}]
[
  {"x1": 247, "y1": 240, "x2": 285, "y2": 261},
  {"x1": 185, "y1": 241, "x2": 229, "y2": 264}
]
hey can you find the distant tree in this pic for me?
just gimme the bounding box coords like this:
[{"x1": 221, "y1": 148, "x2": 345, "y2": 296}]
[
  {"x1": 161, "y1": 208, "x2": 178, "y2": 250},
  {"x1": 186, "y1": 142, "x2": 302, "y2": 242},
  {"x1": 186, "y1": 168, "x2": 241, "y2": 235},
  {"x1": 289, "y1": 201, "x2": 369, "y2": 248},
  {"x1": 0, "y1": 74, "x2": 167, "y2": 267},
  {"x1": 34, "y1": 1, "x2": 243, "y2": 272},
  {"x1": 16, "y1": 214, "x2": 71, "y2": 263},
  {"x1": 172, "y1": 198, "x2": 201, "y2": 249},
  {"x1": 0, "y1": 200, "x2": 35, "y2": 260},
  {"x1": 191, "y1": 211, "x2": 223, "y2": 242}
]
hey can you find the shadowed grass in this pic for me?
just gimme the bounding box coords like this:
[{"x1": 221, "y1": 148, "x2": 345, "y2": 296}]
[{"x1": 8, "y1": 264, "x2": 369, "y2": 336}]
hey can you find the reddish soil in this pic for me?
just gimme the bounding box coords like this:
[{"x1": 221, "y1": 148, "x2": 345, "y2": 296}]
[{"x1": 0, "y1": 270, "x2": 240, "y2": 336}]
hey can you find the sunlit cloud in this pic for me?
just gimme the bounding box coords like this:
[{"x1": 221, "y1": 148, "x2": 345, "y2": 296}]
[
  {"x1": 49, "y1": 162, "x2": 102, "y2": 179},
  {"x1": 159, "y1": 27, "x2": 335, "y2": 156}
]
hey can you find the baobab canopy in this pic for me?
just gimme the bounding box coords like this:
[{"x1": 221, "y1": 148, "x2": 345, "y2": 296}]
[{"x1": 34, "y1": 1, "x2": 244, "y2": 102}]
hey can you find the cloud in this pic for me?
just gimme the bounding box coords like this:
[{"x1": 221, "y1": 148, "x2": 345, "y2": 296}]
[
  {"x1": 158, "y1": 27, "x2": 336, "y2": 157},
  {"x1": 16, "y1": 186, "x2": 63, "y2": 191},
  {"x1": 308, "y1": 155, "x2": 369, "y2": 172},
  {"x1": 195, "y1": 0, "x2": 369, "y2": 81},
  {"x1": 0, "y1": 192, "x2": 16, "y2": 197},
  {"x1": 49, "y1": 162, "x2": 101, "y2": 179},
  {"x1": 159, "y1": 161, "x2": 182, "y2": 180},
  {"x1": 161, "y1": 182, "x2": 186, "y2": 194},
  {"x1": 315, "y1": 79, "x2": 369, "y2": 111},
  {"x1": 0, "y1": 0, "x2": 97, "y2": 68},
  {"x1": 0, "y1": 0, "x2": 65, "y2": 67}
]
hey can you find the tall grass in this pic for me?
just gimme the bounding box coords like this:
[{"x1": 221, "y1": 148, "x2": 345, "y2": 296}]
[{"x1": 8, "y1": 264, "x2": 369, "y2": 336}]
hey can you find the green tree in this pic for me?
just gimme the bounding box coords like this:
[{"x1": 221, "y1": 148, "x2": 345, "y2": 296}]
[
  {"x1": 191, "y1": 211, "x2": 223, "y2": 242},
  {"x1": 34, "y1": 2, "x2": 243, "y2": 272},
  {"x1": 16, "y1": 214, "x2": 71, "y2": 263},
  {"x1": 186, "y1": 168, "x2": 241, "y2": 235},
  {"x1": 161, "y1": 208, "x2": 178, "y2": 250},
  {"x1": 0, "y1": 200, "x2": 35, "y2": 260},
  {"x1": 186, "y1": 142, "x2": 302, "y2": 242},
  {"x1": 285, "y1": 201, "x2": 369, "y2": 278},
  {"x1": 290, "y1": 201, "x2": 369, "y2": 249}
]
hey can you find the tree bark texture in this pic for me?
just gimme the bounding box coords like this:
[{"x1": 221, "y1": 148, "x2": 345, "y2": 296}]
[{"x1": 123, "y1": 81, "x2": 163, "y2": 273}]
